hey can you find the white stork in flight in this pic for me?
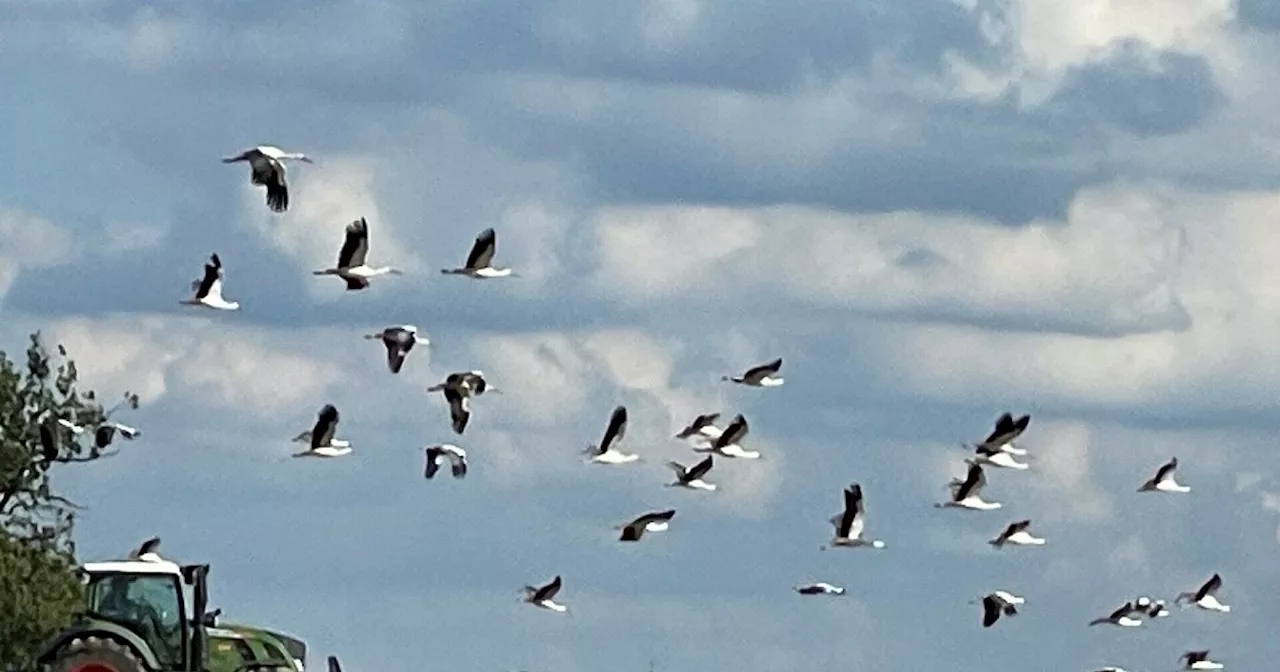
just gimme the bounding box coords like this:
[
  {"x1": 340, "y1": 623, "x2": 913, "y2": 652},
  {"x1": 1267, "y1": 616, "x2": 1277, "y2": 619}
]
[
  {"x1": 127, "y1": 536, "x2": 164, "y2": 563},
  {"x1": 936, "y1": 463, "x2": 1003, "y2": 510},
  {"x1": 180, "y1": 253, "x2": 240, "y2": 310},
  {"x1": 1179, "y1": 650, "x2": 1224, "y2": 671},
  {"x1": 722, "y1": 358, "x2": 784, "y2": 387},
  {"x1": 222, "y1": 145, "x2": 313, "y2": 213},
  {"x1": 442, "y1": 228, "x2": 517, "y2": 278},
  {"x1": 584, "y1": 405, "x2": 638, "y2": 464},
  {"x1": 973, "y1": 590, "x2": 1023, "y2": 628},
  {"x1": 423, "y1": 444, "x2": 468, "y2": 479},
  {"x1": 675, "y1": 412, "x2": 721, "y2": 441},
  {"x1": 1138, "y1": 457, "x2": 1190, "y2": 493},
  {"x1": 363, "y1": 325, "x2": 429, "y2": 374},
  {"x1": 989, "y1": 519, "x2": 1045, "y2": 548},
  {"x1": 967, "y1": 412, "x2": 1031, "y2": 456},
  {"x1": 692, "y1": 413, "x2": 759, "y2": 459},
  {"x1": 522, "y1": 575, "x2": 568, "y2": 613},
  {"x1": 795, "y1": 582, "x2": 846, "y2": 596},
  {"x1": 1175, "y1": 573, "x2": 1230, "y2": 613},
  {"x1": 617, "y1": 509, "x2": 676, "y2": 542},
  {"x1": 313, "y1": 218, "x2": 403, "y2": 291},
  {"x1": 291, "y1": 404, "x2": 352, "y2": 457},
  {"x1": 822, "y1": 483, "x2": 885, "y2": 550},
  {"x1": 665, "y1": 455, "x2": 717, "y2": 491}
]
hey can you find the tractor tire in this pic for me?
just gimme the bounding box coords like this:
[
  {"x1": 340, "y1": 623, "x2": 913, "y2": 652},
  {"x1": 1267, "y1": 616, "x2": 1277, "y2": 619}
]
[{"x1": 43, "y1": 636, "x2": 149, "y2": 672}]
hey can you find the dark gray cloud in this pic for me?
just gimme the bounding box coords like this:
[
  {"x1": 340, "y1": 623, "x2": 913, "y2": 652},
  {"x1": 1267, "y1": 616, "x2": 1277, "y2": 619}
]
[
  {"x1": 1236, "y1": 0, "x2": 1280, "y2": 31},
  {"x1": 1045, "y1": 40, "x2": 1224, "y2": 138}
]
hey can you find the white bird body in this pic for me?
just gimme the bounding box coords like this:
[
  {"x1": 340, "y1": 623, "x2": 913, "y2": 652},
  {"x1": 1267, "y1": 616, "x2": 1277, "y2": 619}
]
[
  {"x1": 1176, "y1": 573, "x2": 1230, "y2": 612},
  {"x1": 795, "y1": 582, "x2": 846, "y2": 596},
  {"x1": 314, "y1": 218, "x2": 403, "y2": 291},
  {"x1": 937, "y1": 463, "x2": 1003, "y2": 510},
  {"x1": 825, "y1": 483, "x2": 885, "y2": 550},
  {"x1": 967, "y1": 450, "x2": 1029, "y2": 470},
  {"x1": 442, "y1": 228, "x2": 517, "y2": 278},
  {"x1": 180, "y1": 253, "x2": 240, "y2": 310},
  {"x1": 722, "y1": 358, "x2": 784, "y2": 387},
  {"x1": 1139, "y1": 457, "x2": 1190, "y2": 493}
]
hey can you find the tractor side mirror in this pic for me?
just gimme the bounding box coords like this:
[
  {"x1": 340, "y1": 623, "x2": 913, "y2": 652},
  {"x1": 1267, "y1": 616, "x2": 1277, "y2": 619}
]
[{"x1": 201, "y1": 609, "x2": 221, "y2": 627}]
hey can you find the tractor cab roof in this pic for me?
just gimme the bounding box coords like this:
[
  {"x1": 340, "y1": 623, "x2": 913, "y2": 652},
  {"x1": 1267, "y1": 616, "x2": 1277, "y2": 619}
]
[{"x1": 81, "y1": 560, "x2": 184, "y2": 575}]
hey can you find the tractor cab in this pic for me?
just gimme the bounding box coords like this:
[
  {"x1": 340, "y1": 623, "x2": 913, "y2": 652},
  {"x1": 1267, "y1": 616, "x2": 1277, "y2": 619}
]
[{"x1": 79, "y1": 560, "x2": 200, "y2": 670}]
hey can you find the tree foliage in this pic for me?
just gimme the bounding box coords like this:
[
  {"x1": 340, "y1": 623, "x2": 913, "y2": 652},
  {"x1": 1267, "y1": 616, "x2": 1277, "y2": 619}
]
[{"x1": 0, "y1": 331, "x2": 141, "y2": 670}]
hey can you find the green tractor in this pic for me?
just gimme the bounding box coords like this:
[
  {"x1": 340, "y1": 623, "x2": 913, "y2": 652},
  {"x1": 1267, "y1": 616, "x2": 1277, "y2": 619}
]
[{"x1": 34, "y1": 558, "x2": 305, "y2": 672}]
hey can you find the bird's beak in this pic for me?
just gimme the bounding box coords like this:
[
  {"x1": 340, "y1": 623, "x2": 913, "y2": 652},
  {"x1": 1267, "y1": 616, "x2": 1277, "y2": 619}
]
[{"x1": 300, "y1": 157, "x2": 315, "y2": 164}]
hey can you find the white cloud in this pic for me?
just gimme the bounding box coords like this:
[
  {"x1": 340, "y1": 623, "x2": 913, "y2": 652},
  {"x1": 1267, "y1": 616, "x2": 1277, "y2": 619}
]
[
  {"x1": 591, "y1": 181, "x2": 1188, "y2": 331},
  {"x1": 44, "y1": 314, "x2": 341, "y2": 421},
  {"x1": 0, "y1": 206, "x2": 77, "y2": 304}
]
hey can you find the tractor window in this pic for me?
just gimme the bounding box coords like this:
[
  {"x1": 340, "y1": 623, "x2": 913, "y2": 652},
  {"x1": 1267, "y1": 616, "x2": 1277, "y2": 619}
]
[
  {"x1": 260, "y1": 641, "x2": 290, "y2": 665},
  {"x1": 88, "y1": 574, "x2": 187, "y2": 668}
]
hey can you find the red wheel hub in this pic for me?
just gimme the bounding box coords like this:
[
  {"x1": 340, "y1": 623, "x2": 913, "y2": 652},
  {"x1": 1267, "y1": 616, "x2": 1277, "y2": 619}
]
[{"x1": 70, "y1": 664, "x2": 118, "y2": 672}]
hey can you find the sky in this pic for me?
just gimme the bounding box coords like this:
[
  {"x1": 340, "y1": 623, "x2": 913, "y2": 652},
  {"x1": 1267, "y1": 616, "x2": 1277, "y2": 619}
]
[{"x1": 2, "y1": 0, "x2": 1280, "y2": 670}]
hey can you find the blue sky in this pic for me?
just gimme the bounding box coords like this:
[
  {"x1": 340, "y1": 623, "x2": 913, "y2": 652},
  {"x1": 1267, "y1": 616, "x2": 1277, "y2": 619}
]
[{"x1": 3, "y1": 0, "x2": 1280, "y2": 670}]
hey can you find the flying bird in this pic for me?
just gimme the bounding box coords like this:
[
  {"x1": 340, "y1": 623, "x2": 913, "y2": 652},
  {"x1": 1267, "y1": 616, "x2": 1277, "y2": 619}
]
[
  {"x1": 617, "y1": 509, "x2": 676, "y2": 542},
  {"x1": 127, "y1": 536, "x2": 163, "y2": 563},
  {"x1": 179, "y1": 253, "x2": 240, "y2": 310},
  {"x1": 291, "y1": 404, "x2": 352, "y2": 457},
  {"x1": 1178, "y1": 650, "x2": 1223, "y2": 671},
  {"x1": 313, "y1": 218, "x2": 403, "y2": 290},
  {"x1": 1175, "y1": 573, "x2": 1230, "y2": 613},
  {"x1": 522, "y1": 575, "x2": 567, "y2": 612},
  {"x1": 675, "y1": 412, "x2": 721, "y2": 440},
  {"x1": 692, "y1": 413, "x2": 759, "y2": 459},
  {"x1": 1138, "y1": 457, "x2": 1189, "y2": 493},
  {"x1": 584, "y1": 405, "x2": 638, "y2": 464},
  {"x1": 1088, "y1": 602, "x2": 1144, "y2": 627},
  {"x1": 966, "y1": 440, "x2": 1030, "y2": 470},
  {"x1": 441, "y1": 228, "x2": 517, "y2": 278},
  {"x1": 364, "y1": 325, "x2": 429, "y2": 374},
  {"x1": 971, "y1": 412, "x2": 1031, "y2": 455},
  {"x1": 936, "y1": 463, "x2": 1002, "y2": 510},
  {"x1": 665, "y1": 455, "x2": 717, "y2": 491},
  {"x1": 426, "y1": 373, "x2": 480, "y2": 435},
  {"x1": 989, "y1": 519, "x2": 1045, "y2": 548},
  {"x1": 722, "y1": 358, "x2": 784, "y2": 387},
  {"x1": 822, "y1": 483, "x2": 885, "y2": 550},
  {"x1": 222, "y1": 145, "x2": 313, "y2": 213},
  {"x1": 428, "y1": 370, "x2": 498, "y2": 396},
  {"x1": 795, "y1": 582, "x2": 846, "y2": 596},
  {"x1": 423, "y1": 444, "x2": 467, "y2": 479},
  {"x1": 974, "y1": 591, "x2": 1023, "y2": 628}
]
